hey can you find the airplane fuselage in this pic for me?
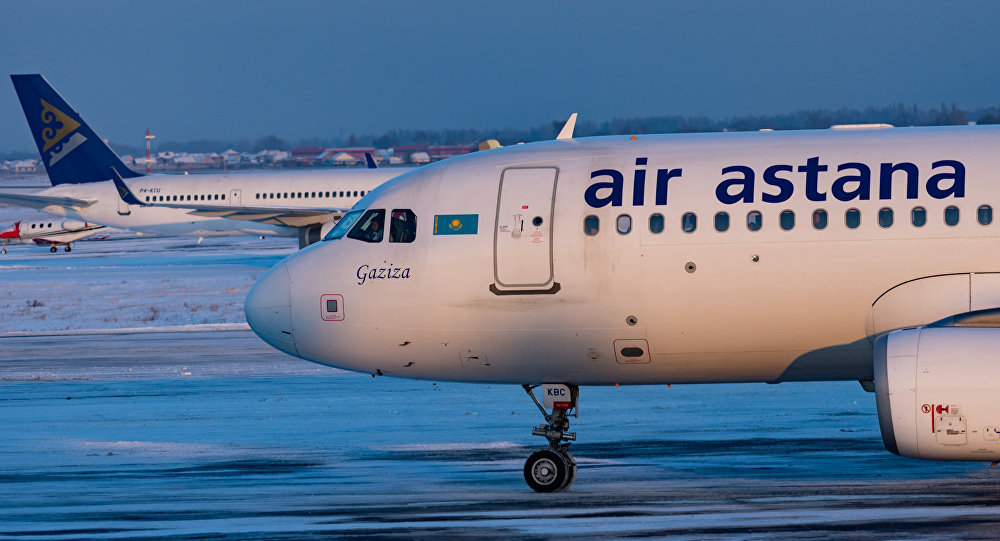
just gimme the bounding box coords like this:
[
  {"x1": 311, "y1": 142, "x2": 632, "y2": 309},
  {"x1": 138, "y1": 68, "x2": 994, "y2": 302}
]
[
  {"x1": 247, "y1": 125, "x2": 1000, "y2": 385},
  {"x1": 35, "y1": 168, "x2": 410, "y2": 237}
]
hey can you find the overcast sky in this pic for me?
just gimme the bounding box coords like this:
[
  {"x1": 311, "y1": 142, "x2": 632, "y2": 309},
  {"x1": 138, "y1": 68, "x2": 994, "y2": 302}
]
[{"x1": 1, "y1": 1, "x2": 998, "y2": 151}]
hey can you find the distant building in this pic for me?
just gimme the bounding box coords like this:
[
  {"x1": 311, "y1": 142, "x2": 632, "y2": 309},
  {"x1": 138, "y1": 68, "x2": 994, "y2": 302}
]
[
  {"x1": 428, "y1": 145, "x2": 476, "y2": 160},
  {"x1": 7, "y1": 159, "x2": 39, "y2": 173},
  {"x1": 393, "y1": 144, "x2": 475, "y2": 164},
  {"x1": 392, "y1": 144, "x2": 428, "y2": 163},
  {"x1": 291, "y1": 147, "x2": 324, "y2": 165}
]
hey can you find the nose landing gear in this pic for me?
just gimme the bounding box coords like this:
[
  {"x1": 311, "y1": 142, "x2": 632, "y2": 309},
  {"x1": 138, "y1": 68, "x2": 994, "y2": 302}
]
[{"x1": 522, "y1": 383, "x2": 579, "y2": 492}]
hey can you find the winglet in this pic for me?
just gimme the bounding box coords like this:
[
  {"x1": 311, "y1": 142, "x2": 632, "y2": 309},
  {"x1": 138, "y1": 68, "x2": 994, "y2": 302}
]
[
  {"x1": 109, "y1": 167, "x2": 146, "y2": 206},
  {"x1": 556, "y1": 113, "x2": 578, "y2": 140},
  {"x1": 365, "y1": 152, "x2": 378, "y2": 169}
]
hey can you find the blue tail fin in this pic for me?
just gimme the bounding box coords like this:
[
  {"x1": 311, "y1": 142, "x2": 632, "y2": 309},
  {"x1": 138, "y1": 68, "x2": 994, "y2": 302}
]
[{"x1": 10, "y1": 74, "x2": 143, "y2": 185}]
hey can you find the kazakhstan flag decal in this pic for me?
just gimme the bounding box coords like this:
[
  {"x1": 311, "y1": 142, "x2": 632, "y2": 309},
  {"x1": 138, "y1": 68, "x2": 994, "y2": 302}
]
[{"x1": 434, "y1": 214, "x2": 478, "y2": 235}]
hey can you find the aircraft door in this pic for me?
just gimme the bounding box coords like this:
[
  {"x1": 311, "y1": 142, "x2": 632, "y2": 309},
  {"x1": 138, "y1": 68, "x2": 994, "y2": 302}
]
[
  {"x1": 230, "y1": 189, "x2": 241, "y2": 205},
  {"x1": 492, "y1": 167, "x2": 559, "y2": 295}
]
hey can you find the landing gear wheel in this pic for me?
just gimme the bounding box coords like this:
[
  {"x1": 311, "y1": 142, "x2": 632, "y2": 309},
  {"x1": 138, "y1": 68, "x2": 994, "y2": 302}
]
[
  {"x1": 524, "y1": 449, "x2": 570, "y2": 493},
  {"x1": 563, "y1": 451, "x2": 577, "y2": 489},
  {"x1": 64, "y1": 244, "x2": 71, "y2": 252},
  {"x1": 50, "y1": 246, "x2": 57, "y2": 253}
]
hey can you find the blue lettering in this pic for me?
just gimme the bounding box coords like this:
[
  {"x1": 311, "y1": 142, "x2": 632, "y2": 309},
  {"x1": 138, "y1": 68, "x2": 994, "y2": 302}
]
[
  {"x1": 654, "y1": 168, "x2": 682, "y2": 205},
  {"x1": 632, "y1": 158, "x2": 647, "y2": 206},
  {"x1": 926, "y1": 160, "x2": 965, "y2": 199},
  {"x1": 585, "y1": 169, "x2": 623, "y2": 208},
  {"x1": 761, "y1": 164, "x2": 794, "y2": 204},
  {"x1": 717, "y1": 165, "x2": 754, "y2": 204},
  {"x1": 356, "y1": 262, "x2": 410, "y2": 285},
  {"x1": 879, "y1": 162, "x2": 919, "y2": 200},
  {"x1": 832, "y1": 162, "x2": 871, "y2": 202},
  {"x1": 798, "y1": 157, "x2": 828, "y2": 202}
]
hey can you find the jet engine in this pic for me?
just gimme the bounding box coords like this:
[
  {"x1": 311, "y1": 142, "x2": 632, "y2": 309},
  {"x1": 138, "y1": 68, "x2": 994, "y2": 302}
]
[{"x1": 874, "y1": 316, "x2": 1000, "y2": 461}]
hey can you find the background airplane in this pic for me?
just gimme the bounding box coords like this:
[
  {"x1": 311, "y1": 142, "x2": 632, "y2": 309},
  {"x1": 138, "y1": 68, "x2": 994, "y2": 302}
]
[
  {"x1": 1, "y1": 75, "x2": 415, "y2": 248},
  {"x1": 0, "y1": 218, "x2": 108, "y2": 253},
  {"x1": 245, "y1": 122, "x2": 1000, "y2": 492}
]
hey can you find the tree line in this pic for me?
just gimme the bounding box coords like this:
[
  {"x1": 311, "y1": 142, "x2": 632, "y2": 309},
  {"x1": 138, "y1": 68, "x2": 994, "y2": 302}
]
[{"x1": 3, "y1": 103, "x2": 999, "y2": 161}]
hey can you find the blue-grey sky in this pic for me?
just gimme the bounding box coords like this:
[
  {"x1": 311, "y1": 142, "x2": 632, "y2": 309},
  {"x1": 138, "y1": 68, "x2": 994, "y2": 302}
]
[{"x1": 1, "y1": 0, "x2": 998, "y2": 151}]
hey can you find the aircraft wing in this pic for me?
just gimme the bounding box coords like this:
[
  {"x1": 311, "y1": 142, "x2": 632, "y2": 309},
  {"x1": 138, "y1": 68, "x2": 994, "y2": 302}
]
[
  {"x1": 179, "y1": 205, "x2": 349, "y2": 227},
  {"x1": 0, "y1": 191, "x2": 97, "y2": 211}
]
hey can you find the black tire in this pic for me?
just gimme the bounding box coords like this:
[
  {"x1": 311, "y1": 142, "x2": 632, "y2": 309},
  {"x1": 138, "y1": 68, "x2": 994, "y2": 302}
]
[
  {"x1": 65, "y1": 245, "x2": 71, "y2": 252},
  {"x1": 49, "y1": 246, "x2": 57, "y2": 253},
  {"x1": 524, "y1": 449, "x2": 569, "y2": 493},
  {"x1": 562, "y1": 452, "x2": 577, "y2": 491}
]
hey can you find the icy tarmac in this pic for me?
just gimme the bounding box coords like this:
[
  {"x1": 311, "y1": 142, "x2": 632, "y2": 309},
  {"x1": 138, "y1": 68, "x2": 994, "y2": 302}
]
[{"x1": 1, "y1": 216, "x2": 1000, "y2": 539}]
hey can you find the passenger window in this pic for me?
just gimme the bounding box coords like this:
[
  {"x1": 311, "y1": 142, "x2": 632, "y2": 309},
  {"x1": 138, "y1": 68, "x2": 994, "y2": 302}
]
[
  {"x1": 339, "y1": 191, "x2": 345, "y2": 197},
  {"x1": 978, "y1": 205, "x2": 993, "y2": 226},
  {"x1": 714, "y1": 212, "x2": 729, "y2": 232},
  {"x1": 347, "y1": 209, "x2": 386, "y2": 243},
  {"x1": 617, "y1": 214, "x2": 632, "y2": 234},
  {"x1": 945, "y1": 206, "x2": 959, "y2": 226},
  {"x1": 361, "y1": 191, "x2": 366, "y2": 196},
  {"x1": 747, "y1": 211, "x2": 762, "y2": 231},
  {"x1": 912, "y1": 207, "x2": 926, "y2": 227},
  {"x1": 878, "y1": 208, "x2": 893, "y2": 228},
  {"x1": 584, "y1": 215, "x2": 599, "y2": 236},
  {"x1": 389, "y1": 209, "x2": 417, "y2": 243},
  {"x1": 681, "y1": 212, "x2": 696, "y2": 233},
  {"x1": 221, "y1": 194, "x2": 225, "y2": 200},
  {"x1": 649, "y1": 213, "x2": 664, "y2": 234},
  {"x1": 354, "y1": 191, "x2": 359, "y2": 197},
  {"x1": 256, "y1": 194, "x2": 260, "y2": 199},
  {"x1": 812, "y1": 209, "x2": 828, "y2": 230},
  {"x1": 845, "y1": 208, "x2": 861, "y2": 229},
  {"x1": 780, "y1": 210, "x2": 794, "y2": 231}
]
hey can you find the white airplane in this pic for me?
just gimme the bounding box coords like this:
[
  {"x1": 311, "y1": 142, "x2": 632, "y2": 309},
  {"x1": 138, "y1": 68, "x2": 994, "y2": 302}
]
[
  {"x1": 1, "y1": 75, "x2": 414, "y2": 248},
  {"x1": 244, "y1": 121, "x2": 1000, "y2": 492},
  {"x1": 0, "y1": 218, "x2": 108, "y2": 253}
]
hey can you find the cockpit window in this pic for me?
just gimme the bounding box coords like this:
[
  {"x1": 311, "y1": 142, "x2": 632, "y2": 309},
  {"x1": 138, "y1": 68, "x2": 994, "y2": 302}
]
[
  {"x1": 389, "y1": 209, "x2": 417, "y2": 243},
  {"x1": 348, "y1": 209, "x2": 386, "y2": 243},
  {"x1": 323, "y1": 209, "x2": 364, "y2": 241}
]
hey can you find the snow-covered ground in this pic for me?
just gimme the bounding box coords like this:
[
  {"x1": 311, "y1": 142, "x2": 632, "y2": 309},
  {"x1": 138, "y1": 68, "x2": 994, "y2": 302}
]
[
  {"x1": 0, "y1": 201, "x2": 292, "y2": 334},
  {"x1": 1, "y1": 199, "x2": 999, "y2": 539}
]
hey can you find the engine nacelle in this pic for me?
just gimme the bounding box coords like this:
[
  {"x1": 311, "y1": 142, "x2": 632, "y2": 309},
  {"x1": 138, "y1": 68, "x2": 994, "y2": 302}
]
[{"x1": 874, "y1": 326, "x2": 1000, "y2": 461}]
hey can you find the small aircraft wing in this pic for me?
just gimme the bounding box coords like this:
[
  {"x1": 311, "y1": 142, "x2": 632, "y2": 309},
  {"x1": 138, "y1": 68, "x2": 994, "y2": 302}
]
[
  {"x1": 0, "y1": 191, "x2": 97, "y2": 211},
  {"x1": 109, "y1": 170, "x2": 350, "y2": 227}
]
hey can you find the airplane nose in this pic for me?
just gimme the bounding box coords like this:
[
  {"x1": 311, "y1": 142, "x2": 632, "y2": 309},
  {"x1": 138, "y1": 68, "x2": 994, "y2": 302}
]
[{"x1": 245, "y1": 261, "x2": 297, "y2": 356}]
